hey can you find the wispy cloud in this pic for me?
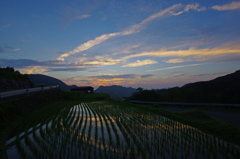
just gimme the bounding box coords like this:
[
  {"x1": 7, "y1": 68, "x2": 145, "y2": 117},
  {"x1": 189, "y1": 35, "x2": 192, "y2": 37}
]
[
  {"x1": 61, "y1": 0, "x2": 103, "y2": 26},
  {"x1": 147, "y1": 63, "x2": 205, "y2": 72},
  {"x1": 57, "y1": 2, "x2": 209, "y2": 62},
  {"x1": 57, "y1": 3, "x2": 188, "y2": 62},
  {"x1": 0, "y1": 24, "x2": 11, "y2": 31},
  {"x1": 57, "y1": 32, "x2": 121, "y2": 61},
  {"x1": 170, "y1": 3, "x2": 206, "y2": 16},
  {"x1": 139, "y1": 4, "x2": 182, "y2": 25},
  {"x1": 122, "y1": 43, "x2": 240, "y2": 63},
  {"x1": 2, "y1": 41, "x2": 239, "y2": 74},
  {"x1": 212, "y1": 1, "x2": 240, "y2": 11},
  {"x1": 74, "y1": 14, "x2": 91, "y2": 19},
  {"x1": 82, "y1": 58, "x2": 121, "y2": 66},
  {"x1": 169, "y1": 3, "x2": 206, "y2": 16},
  {"x1": 111, "y1": 43, "x2": 142, "y2": 56},
  {"x1": 122, "y1": 59, "x2": 157, "y2": 67},
  {"x1": 0, "y1": 47, "x2": 6, "y2": 53},
  {"x1": 0, "y1": 44, "x2": 21, "y2": 53},
  {"x1": 184, "y1": 3, "x2": 206, "y2": 12},
  {"x1": 164, "y1": 58, "x2": 187, "y2": 63}
]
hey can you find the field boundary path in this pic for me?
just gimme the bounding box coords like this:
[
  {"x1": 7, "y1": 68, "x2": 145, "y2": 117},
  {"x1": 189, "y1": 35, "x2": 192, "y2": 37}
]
[
  {"x1": 129, "y1": 100, "x2": 240, "y2": 107},
  {"x1": 0, "y1": 85, "x2": 59, "y2": 99}
]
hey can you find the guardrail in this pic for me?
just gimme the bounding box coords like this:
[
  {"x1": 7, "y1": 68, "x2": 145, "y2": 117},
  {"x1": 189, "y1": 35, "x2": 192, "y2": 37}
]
[{"x1": 0, "y1": 85, "x2": 59, "y2": 99}]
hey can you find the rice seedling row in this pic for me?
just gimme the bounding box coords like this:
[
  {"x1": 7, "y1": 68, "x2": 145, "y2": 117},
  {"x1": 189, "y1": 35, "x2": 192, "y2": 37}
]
[{"x1": 6, "y1": 102, "x2": 240, "y2": 159}]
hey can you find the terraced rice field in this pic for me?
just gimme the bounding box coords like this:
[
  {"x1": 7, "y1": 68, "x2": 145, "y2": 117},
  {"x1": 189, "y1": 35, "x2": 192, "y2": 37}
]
[{"x1": 6, "y1": 102, "x2": 240, "y2": 159}]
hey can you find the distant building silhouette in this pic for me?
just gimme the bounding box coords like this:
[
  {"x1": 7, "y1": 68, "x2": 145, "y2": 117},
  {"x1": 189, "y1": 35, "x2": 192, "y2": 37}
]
[{"x1": 71, "y1": 86, "x2": 94, "y2": 94}]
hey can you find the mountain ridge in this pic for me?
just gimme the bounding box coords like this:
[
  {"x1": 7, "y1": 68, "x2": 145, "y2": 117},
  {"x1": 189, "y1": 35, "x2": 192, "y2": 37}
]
[
  {"x1": 95, "y1": 85, "x2": 136, "y2": 99},
  {"x1": 28, "y1": 69, "x2": 240, "y2": 103},
  {"x1": 130, "y1": 69, "x2": 240, "y2": 103}
]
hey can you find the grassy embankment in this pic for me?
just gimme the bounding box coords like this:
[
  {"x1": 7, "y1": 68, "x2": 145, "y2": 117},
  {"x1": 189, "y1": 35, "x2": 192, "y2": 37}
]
[{"x1": 1, "y1": 92, "x2": 240, "y2": 158}]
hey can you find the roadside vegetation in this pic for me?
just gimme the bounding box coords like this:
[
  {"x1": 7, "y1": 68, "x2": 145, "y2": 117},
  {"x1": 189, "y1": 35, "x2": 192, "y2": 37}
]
[
  {"x1": 0, "y1": 66, "x2": 34, "y2": 92},
  {"x1": 1, "y1": 92, "x2": 240, "y2": 158},
  {"x1": 0, "y1": 67, "x2": 30, "y2": 81},
  {"x1": 0, "y1": 89, "x2": 65, "y2": 122}
]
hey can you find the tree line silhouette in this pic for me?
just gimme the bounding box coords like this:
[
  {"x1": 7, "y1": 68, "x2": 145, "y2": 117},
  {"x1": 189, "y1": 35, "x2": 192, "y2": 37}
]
[{"x1": 130, "y1": 70, "x2": 240, "y2": 104}]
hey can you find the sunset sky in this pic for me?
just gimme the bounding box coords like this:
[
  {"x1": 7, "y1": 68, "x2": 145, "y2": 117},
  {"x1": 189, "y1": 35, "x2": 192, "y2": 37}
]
[{"x1": 1, "y1": 0, "x2": 240, "y2": 89}]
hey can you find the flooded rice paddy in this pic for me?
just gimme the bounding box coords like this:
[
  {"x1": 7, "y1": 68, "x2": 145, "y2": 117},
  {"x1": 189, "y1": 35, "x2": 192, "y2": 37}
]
[{"x1": 6, "y1": 102, "x2": 240, "y2": 159}]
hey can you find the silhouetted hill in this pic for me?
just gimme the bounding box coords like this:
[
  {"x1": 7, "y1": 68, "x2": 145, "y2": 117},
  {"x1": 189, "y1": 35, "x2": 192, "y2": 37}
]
[
  {"x1": 28, "y1": 74, "x2": 76, "y2": 91},
  {"x1": 130, "y1": 70, "x2": 240, "y2": 104},
  {"x1": 183, "y1": 70, "x2": 240, "y2": 89},
  {"x1": 181, "y1": 70, "x2": 240, "y2": 103},
  {"x1": 95, "y1": 85, "x2": 136, "y2": 99}
]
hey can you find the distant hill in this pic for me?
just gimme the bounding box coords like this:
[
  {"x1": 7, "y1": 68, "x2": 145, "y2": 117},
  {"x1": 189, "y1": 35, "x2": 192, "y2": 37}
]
[
  {"x1": 95, "y1": 85, "x2": 136, "y2": 99},
  {"x1": 130, "y1": 70, "x2": 240, "y2": 104},
  {"x1": 28, "y1": 74, "x2": 77, "y2": 91},
  {"x1": 180, "y1": 69, "x2": 240, "y2": 103},
  {"x1": 182, "y1": 70, "x2": 240, "y2": 90}
]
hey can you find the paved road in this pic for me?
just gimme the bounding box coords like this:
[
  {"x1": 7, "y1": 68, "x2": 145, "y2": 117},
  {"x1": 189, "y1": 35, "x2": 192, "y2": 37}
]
[{"x1": 0, "y1": 85, "x2": 59, "y2": 99}]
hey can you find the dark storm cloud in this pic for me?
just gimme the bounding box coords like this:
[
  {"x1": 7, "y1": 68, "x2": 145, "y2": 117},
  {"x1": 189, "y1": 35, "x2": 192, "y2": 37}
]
[
  {"x1": 0, "y1": 58, "x2": 71, "y2": 68},
  {"x1": 49, "y1": 67, "x2": 87, "y2": 72},
  {"x1": 0, "y1": 58, "x2": 43, "y2": 68},
  {"x1": 0, "y1": 58, "x2": 91, "y2": 72},
  {"x1": 4, "y1": 44, "x2": 15, "y2": 50},
  {"x1": 195, "y1": 72, "x2": 227, "y2": 77},
  {"x1": 90, "y1": 74, "x2": 154, "y2": 79},
  {"x1": 140, "y1": 74, "x2": 154, "y2": 78},
  {"x1": 0, "y1": 44, "x2": 20, "y2": 53},
  {"x1": 89, "y1": 74, "x2": 137, "y2": 79}
]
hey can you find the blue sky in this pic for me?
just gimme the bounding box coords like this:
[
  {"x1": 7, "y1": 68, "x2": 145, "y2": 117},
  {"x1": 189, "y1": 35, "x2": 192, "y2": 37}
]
[{"x1": 1, "y1": 0, "x2": 240, "y2": 89}]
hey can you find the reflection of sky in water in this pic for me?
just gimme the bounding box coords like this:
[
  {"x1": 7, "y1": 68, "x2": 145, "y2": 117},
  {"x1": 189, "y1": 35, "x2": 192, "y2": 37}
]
[
  {"x1": 7, "y1": 145, "x2": 19, "y2": 159},
  {"x1": 5, "y1": 102, "x2": 240, "y2": 159}
]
